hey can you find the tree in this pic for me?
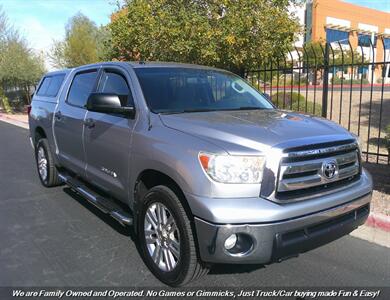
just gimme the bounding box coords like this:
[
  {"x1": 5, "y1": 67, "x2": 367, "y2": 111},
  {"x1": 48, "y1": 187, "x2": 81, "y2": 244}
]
[
  {"x1": 303, "y1": 40, "x2": 367, "y2": 67},
  {"x1": 300, "y1": 40, "x2": 369, "y2": 84},
  {"x1": 0, "y1": 39, "x2": 45, "y2": 102},
  {"x1": 96, "y1": 25, "x2": 112, "y2": 61},
  {"x1": 108, "y1": 0, "x2": 302, "y2": 75},
  {"x1": 50, "y1": 13, "x2": 110, "y2": 68},
  {"x1": 0, "y1": 7, "x2": 45, "y2": 110}
]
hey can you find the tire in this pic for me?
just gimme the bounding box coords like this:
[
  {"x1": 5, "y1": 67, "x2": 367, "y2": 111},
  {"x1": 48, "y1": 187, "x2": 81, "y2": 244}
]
[
  {"x1": 138, "y1": 185, "x2": 209, "y2": 286},
  {"x1": 35, "y1": 138, "x2": 62, "y2": 187}
]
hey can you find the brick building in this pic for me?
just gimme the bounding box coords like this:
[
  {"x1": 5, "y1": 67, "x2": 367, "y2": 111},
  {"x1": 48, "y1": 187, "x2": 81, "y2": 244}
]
[{"x1": 303, "y1": 0, "x2": 390, "y2": 82}]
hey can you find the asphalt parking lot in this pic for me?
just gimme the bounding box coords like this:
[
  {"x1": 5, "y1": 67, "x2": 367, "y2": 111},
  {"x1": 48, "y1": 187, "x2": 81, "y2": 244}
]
[{"x1": 0, "y1": 121, "x2": 389, "y2": 288}]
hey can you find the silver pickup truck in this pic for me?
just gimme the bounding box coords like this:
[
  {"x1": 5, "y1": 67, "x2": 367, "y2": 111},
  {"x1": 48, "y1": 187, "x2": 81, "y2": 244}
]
[{"x1": 29, "y1": 62, "x2": 372, "y2": 286}]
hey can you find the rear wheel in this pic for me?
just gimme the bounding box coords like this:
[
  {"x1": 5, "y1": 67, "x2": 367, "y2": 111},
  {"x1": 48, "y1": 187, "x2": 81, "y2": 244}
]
[
  {"x1": 138, "y1": 185, "x2": 209, "y2": 286},
  {"x1": 35, "y1": 138, "x2": 62, "y2": 187}
]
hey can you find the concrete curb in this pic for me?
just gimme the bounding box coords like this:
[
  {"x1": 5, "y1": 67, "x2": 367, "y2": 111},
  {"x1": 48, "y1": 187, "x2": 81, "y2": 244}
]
[
  {"x1": 0, "y1": 114, "x2": 29, "y2": 129},
  {"x1": 366, "y1": 213, "x2": 390, "y2": 232},
  {"x1": 351, "y1": 223, "x2": 389, "y2": 248}
]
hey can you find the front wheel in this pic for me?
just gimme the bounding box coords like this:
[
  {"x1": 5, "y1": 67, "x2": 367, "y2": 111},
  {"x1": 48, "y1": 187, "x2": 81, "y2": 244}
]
[{"x1": 138, "y1": 185, "x2": 209, "y2": 286}]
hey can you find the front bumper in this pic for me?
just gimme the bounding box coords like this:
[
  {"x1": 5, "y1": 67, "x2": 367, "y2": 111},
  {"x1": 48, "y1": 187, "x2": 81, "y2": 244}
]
[
  {"x1": 195, "y1": 192, "x2": 371, "y2": 264},
  {"x1": 186, "y1": 170, "x2": 372, "y2": 224}
]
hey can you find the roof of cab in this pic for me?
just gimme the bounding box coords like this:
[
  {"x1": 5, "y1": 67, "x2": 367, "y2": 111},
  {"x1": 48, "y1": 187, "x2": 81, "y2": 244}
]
[
  {"x1": 64, "y1": 61, "x2": 225, "y2": 72},
  {"x1": 127, "y1": 61, "x2": 220, "y2": 70},
  {"x1": 49, "y1": 61, "x2": 230, "y2": 76},
  {"x1": 43, "y1": 68, "x2": 72, "y2": 77}
]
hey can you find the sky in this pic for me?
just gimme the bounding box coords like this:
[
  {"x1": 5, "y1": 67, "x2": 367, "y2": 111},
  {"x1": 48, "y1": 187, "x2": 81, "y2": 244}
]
[
  {"x1": 344, "y1": 0, "x2": 390, "y2": 12},
  {"x1": 0, "y1": 0, "x2": 117, "y2": 69},
  {"x1": 0, "y1": 0, "x2": 389, "y2": 69}
]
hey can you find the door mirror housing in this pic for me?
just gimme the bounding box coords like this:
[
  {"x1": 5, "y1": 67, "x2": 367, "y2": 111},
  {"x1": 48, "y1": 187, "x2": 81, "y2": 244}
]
[
  {"x1": 86, "y1": 93, "x2": 135, "y2": 117},
  {"x1": 262, "y1": 92, "x2": 271, "y2": 101}
]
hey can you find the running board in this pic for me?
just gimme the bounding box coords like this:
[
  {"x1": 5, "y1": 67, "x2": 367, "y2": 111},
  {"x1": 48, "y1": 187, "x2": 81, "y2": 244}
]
[{"x1": 58, "y1": 173, "x2": 133, "y2": 226}]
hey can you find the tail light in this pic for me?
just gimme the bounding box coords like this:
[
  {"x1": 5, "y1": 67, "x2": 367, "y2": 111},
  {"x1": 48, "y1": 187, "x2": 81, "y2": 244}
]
[{"x1": 27, "y1": 105, "x2": 32, "y2": 115}]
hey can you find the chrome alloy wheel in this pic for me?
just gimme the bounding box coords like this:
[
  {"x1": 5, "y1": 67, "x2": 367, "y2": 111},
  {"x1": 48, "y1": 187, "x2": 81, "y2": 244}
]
[
  {"x1": 37, "y1": 146, "x2": 48, "y2": 181},
  {"x1": 144, "y1": 202, "x2": 180, "y2": 272}
]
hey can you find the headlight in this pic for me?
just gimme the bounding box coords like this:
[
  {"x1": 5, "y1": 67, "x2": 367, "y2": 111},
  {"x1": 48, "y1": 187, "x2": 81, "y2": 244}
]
[
  {"x1": 199, "y1": 152, "x2": 265, "y2": 184},
  {"x1": 352, "y1": 134, "x2": 363, "y2": 157}
]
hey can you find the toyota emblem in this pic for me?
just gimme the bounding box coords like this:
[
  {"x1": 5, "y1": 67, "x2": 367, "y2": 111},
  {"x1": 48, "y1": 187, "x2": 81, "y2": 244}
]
[{"x1": 322, "y1": 160, "x2": 338, "y2": 179}]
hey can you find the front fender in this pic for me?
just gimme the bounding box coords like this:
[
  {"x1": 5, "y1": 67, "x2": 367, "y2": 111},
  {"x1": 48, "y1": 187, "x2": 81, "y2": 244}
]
[{"x1": 128, "y1": 124, "x2": 226, "y2": 210}]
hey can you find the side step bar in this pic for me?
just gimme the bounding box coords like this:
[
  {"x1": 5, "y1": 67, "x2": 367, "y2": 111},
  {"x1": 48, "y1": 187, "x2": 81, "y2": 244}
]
[{"x1": 58, "y1": 173, "x2": 133, "y2": 227}]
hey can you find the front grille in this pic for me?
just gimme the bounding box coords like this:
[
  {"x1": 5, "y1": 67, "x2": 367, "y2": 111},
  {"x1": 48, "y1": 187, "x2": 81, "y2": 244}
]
[{"x1": 275, "y1": 140, "x2": 361, "y2": 201}]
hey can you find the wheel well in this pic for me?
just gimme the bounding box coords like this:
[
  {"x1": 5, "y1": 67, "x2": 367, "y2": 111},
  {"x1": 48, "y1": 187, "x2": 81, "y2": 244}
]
[
  {"x1": 35, "y1": 127, "x2": 46, "y2": 144},
  {"x1": 133, "y1": 170, "x2": 205, "y2": 259},
  {"x1": 135, "y1": 169, "x2": 185, "y2": 202},
  {"x1": 134, "y1": 169, "x2": 193, "y2": 223},
  {"x1": 134, "y1": 170, "x2": 208, "y2": 273}
]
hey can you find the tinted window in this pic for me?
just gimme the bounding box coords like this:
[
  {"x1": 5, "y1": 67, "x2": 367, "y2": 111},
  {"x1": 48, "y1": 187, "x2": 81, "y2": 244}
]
[
  {"x1": 135, "y1": 68, "x2": 273, "y2": 113},
  {"x1": 384, "y1": 38, "x2": 390, "y2": 50},
  {"x1": 358, "y1": 34, "x2": 377, "y2": 47},
  {"x1": 36, "y1": 77, "x2": 52, "y2": 96},
  {"x1": 326, "y1": 29, "x2": 349, "y2": 44},
  {"x1": 46, "y1": 74, "x2": 65, "y2": 97},
  {"x1": 67, "y1": 71, "x2": 98, "y2": 107},
  {"x1": 98, "y1": 71, "x2": 133, "y2": 106}
]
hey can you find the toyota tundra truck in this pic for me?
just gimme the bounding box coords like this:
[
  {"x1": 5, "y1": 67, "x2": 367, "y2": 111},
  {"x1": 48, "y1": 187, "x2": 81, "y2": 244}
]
[{"x1": 29, "y1": 62, "x2": 372, "y2": 286}]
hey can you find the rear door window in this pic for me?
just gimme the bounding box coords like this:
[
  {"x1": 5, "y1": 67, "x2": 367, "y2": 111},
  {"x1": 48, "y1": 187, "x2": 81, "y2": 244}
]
[
  {"x1": 36, "y1": 77, "x2": 52, "y2": 96},
  {"x1": 67, "y1": 70, "x2": 98, "y2": 108},
  {"x1": 36, "y1": 74, "x2": 66, "y2": 97},
  {"x1": 46, "y1": 74, "x2": 65, "y2": 96}
]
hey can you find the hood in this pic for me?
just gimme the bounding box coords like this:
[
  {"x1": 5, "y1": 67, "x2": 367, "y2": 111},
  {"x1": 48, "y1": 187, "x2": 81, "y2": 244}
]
[{"x1": 159, "y1": 109, "x2": 353, "y2": 154}]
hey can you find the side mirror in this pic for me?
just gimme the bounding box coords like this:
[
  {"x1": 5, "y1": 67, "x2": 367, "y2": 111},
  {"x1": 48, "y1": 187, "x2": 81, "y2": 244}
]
[
  {"x1": 86, "y1": 93, "x2": 135, "y2": 117},
  {"x1": 262, "y1": 92, "x2": 271, "y2": 100}
]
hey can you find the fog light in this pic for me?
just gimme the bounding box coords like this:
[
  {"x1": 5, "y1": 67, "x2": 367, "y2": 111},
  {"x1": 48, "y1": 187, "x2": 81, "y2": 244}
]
[{"x1": 224, "y1": 234, "x2": 237, "y2": 250}]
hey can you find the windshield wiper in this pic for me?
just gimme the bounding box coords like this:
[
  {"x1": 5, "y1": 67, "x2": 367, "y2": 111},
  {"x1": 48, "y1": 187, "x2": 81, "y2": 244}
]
[
  {"x1": 235, "y1": 106, "x2": 268, "y2": 111},
  {"x1": 182, "y1": 107, "x2": 268, "y2": 112},
  {"x1": 182, "y1": 108, "x2": 218, "y2": 113},
  {"x1": 159, "y1": 107, "x2": 269, "y2": 115},
  {"x1": 160, "y1": 108, "x2": 217, "y2": 114}
]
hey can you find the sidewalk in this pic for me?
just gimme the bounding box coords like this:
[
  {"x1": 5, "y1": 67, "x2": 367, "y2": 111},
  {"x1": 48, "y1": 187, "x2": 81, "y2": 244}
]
[
  {"x1": 361, "y1": 162, "x2": 390, "y2": 247},
  {"x1": 0, "y1": 112, "x2": 29, "y2": 129},
  {"x1": 0, "y1": 112, "x2": 389, "y2": 247}
]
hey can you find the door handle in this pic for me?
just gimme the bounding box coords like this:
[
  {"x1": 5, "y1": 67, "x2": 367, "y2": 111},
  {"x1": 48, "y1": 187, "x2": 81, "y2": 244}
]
[
  {"x1": 54, "y1": 111, "x2": 62, "y2": 121},
  {"x1": 84, "y1": 118, "x2": 95, "y2": 128}
]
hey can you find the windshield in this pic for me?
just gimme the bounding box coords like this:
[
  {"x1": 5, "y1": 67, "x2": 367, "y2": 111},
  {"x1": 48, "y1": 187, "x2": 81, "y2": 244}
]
[{"x1": 134, "y1": 67, "x2": 274, "y2": 114}]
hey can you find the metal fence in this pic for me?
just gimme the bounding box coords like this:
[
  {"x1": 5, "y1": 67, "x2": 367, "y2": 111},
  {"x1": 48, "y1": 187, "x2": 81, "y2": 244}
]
[{"x1": 245, "y1": 39, "x2": 390, "y2": 164}]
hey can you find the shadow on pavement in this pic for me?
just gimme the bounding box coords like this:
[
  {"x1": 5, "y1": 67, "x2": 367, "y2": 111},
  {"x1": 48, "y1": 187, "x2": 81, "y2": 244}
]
[
  {"x1": 63, "y1": 187, "x2": 137, "y2": 241},
  {"x1": 363, "y1": 162, "x2": 390, "y2": 195},
  {"x1": 210, "y1": 264, "x2": 265, "y2": 275},
  {"x1": 359, "y1": 96, "x2": 390, "y2": 131}
]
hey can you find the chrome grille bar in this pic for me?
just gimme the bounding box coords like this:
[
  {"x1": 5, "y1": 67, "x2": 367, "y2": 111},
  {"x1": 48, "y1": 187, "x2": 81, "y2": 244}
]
[
  {"x1": 283, "y1": 142, "x2": 358, "y2": 158},
  {"x1": 278, "y1": 149, "x2": 359, "y2": 193}
]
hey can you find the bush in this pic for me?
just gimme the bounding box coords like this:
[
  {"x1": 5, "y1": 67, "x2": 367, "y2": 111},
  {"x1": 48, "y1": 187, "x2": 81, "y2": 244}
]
[
  {"x1": 332, "y1": 77, "x2": 369, "y2": 85},
  {"x1": 271, "y1": 77, "x2": 308, "y2": 87},
  {"x1": 0, "y1": 90, "x2": 13, "y2": 114},
  {"x1": 271, "y1": 92, "x2": 322, "y2": 116}
]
